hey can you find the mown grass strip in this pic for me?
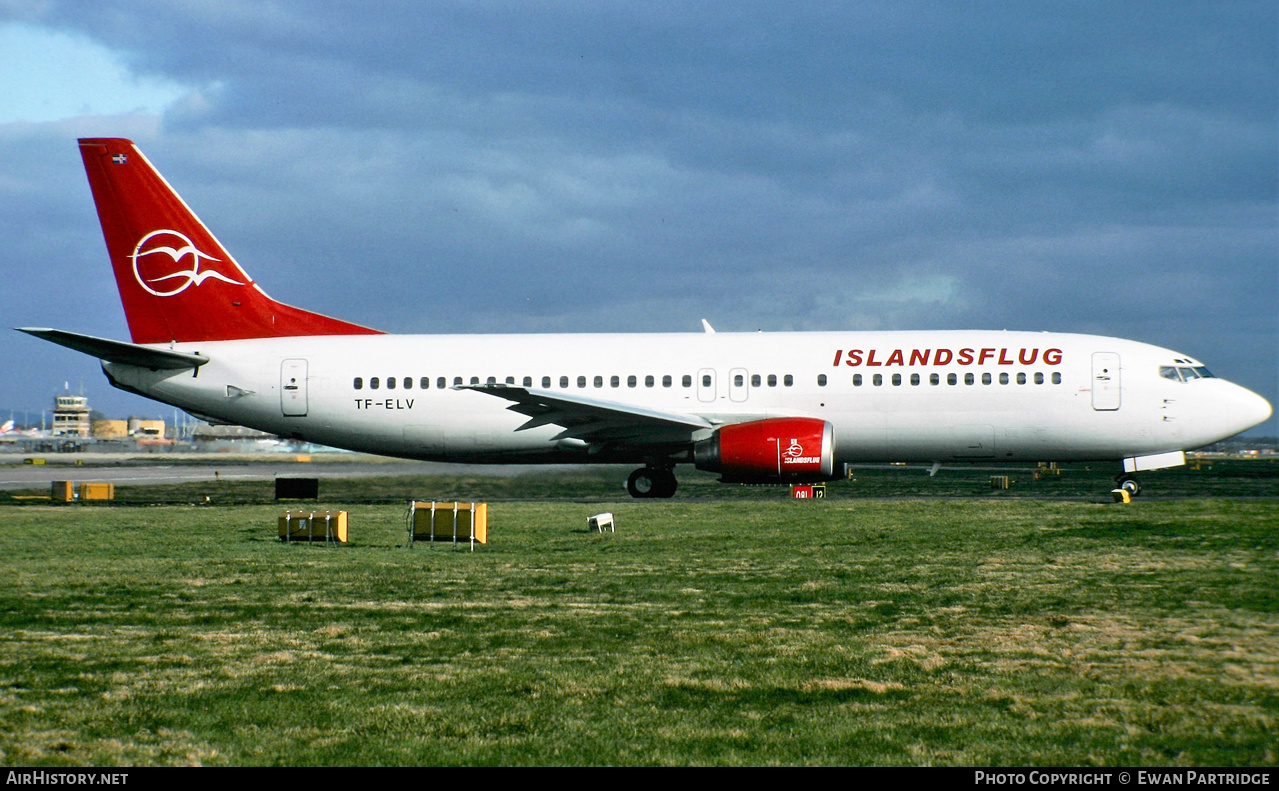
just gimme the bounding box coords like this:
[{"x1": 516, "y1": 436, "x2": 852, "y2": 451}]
[{"x1": 0, "y1": 497, "x2": 1274, "y2": 765}]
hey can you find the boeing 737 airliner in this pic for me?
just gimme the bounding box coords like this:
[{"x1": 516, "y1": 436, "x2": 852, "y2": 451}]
[{"x1": 18, "y1": 139, "x2": 1273, "y2": 497}]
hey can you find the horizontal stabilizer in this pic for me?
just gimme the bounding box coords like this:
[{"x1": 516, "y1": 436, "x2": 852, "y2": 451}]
[{"x1": 16, "y1": 327, "x2": 209, "y2": 370}]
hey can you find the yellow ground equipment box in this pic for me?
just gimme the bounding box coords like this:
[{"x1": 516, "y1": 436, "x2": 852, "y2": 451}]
[
  {"x1": 79, "y1": 482, "x2": 115, "y2": 500},
  {"x1": 408, "y1": 501, "x2": 487, "y2": 550},
  {"x1": 51, "y1": 481, "x2": 74, "y2": 502},
  {"x1": 278, "y1": 511, "x2": 348, "y2": 544}
]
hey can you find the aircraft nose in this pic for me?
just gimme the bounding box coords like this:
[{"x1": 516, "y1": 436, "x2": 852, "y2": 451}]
[{"x1": 1228, "y1": 384, "x2": 1273, "y2": 435}]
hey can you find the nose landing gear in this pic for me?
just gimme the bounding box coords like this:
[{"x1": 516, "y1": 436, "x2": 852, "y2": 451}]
[
  {"x1": 627, "y1": 466, "x2": 678, "y2": 499},
  {"x1": 1115, "y1": 474, "x2": 1141, "y2": 497}
]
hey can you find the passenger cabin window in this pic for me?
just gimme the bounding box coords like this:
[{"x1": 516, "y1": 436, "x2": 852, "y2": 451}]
[
  {"x1": 453, "y1": 376, "x2": 463, "y2": 386},
  {"x1": 387, "y1": 377, "x2": 395, "y2": 390},
  {"x1": 404, "y1": 377, "x2": 412, "y2": 389},
  {"x1": 594, "y1": 376, "x2": 604, "y2": 388},
  {"x1": 768, "y1": 374, "x2": 777, "y2": 387},
  {"x1": 354, "y1": 377, "x2": 363, "y2": 390},
  {"x1": 947, "y1": 373, "x2": 957, "y2": 385},
  {"x1": 965, "y1": 373, "x2": 975, "y2": 385},
  {"x1": 438, "y1": 377, "x2": 447, "y2": 389},
  {"x1": 817, "y1": 374, "x2": 827, "y2": 386},
  {"x1": 628, "y1": 375, "x2": 637, "y2": 387},
  {"x1": 682, "y1": 375, "x2": 692, "y2": 388},
  {"x1": 751, "y1": 374, "x2": 761, "y2": 387},
  {"x1": 982, "y1": 373, "x2": 992, "y2": 385},
  {"x1": 645, "y1": 375, "x2": 655, "y2": 387},
  {"x1": 1052, "y1": 373, "x2": 1061, "y2": 384},
  {"x1": 929, "y1": 373, "x2": 939, "y2": 385},
  {"x1": 542, "y1": 376, "x2": 551, "y2": 388},
  {"x1": 735, "y1": 374, "x2": 744, "y2": 387},
  {"x1": 873, "y1": 374, "x2": 882, "y2": 386},
  {"x1": 853, "y1": 374, "x2": 862, "y2": 386},
  {"x1": 420, "y1": 377, "x2": 430, "y2": 389},
  {"x1": 578, "y1": 376, "x2": 587, "y2": 388},
  {"x1": 784, "y1": 375, "x2": 793, "y2": 387},
  {"x1": 370, "y1": 377, "x2": 380, "y2": 390},
  {"x1": 892, "y1": 374, "x2": 901, "y2": 386},
  {"x1": 663, "y1": 375, "x2": 672, "y2": 387},
  {"x1": 910, "y1": 373, "x2": 920, "y2": 386},
  {"x1": 560, "y1": 376, "x2": 569, "y2": 388},
  {"x1": 1017, "y1": 372, "x2": 1026, "y2": 385},
  {"x1": 1034, "y1": 372, "x2": 1044, "y2": 384},
  {"x1": 702, "y1": 374, "x2": 712, "y2": 388},
  {"x1": 610, "y1": 375, "x2": 619, "y2": 387},
  {"x1": 999, "y1": 373, "x2": 1009, "y2": 385}
]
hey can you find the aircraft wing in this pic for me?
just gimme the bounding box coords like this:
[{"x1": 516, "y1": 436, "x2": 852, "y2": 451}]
[
  {"x1": 17, "y1": 328, "x2": 209, "y2": 370},
  {"x1": 458, "y1": 384, "x2": 715, "y2": 445}
]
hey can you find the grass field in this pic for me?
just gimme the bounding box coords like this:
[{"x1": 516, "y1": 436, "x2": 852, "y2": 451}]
[{"x1": 0, "y1": 468, "x2": 1276, "y2": 765}]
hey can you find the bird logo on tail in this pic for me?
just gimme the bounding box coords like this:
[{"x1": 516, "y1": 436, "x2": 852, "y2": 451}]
[{"x1": 131, "y1": 229, "x2": 244, "y2": 297}]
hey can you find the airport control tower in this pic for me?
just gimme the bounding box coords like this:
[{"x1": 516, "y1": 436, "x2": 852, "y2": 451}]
[{"x1": 51, "y1": 392, "x2": 91, "y2": 437}]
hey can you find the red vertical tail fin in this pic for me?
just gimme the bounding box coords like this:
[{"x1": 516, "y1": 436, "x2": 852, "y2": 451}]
[{"x1": 78, "y1": 138, "x2": 381, "y2": 343}]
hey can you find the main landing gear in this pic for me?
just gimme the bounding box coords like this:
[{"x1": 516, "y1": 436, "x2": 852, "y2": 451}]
[
  {"x1": 627, "y1": 466, "x2": 678, "y2": 499},
  {"x1": 1115, "y1": 473, "x2": 1142, "y2": 497}
]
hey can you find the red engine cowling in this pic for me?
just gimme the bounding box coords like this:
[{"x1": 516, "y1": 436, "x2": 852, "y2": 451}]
[{"x1": 694, "y1": 417, "x2": 836, "y2": 483}]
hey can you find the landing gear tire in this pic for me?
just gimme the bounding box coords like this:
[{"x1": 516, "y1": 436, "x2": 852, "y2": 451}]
[
  {"x1": 1117, "y1": 475, "x2": 1141, "y2": 497},
  {"x1": 653, "y1": 468, "x2": 678, "y2": 498},
  {"x1": 627, "y1": 468, "x2": 655, "y2": 498},
  {"x1": 627, "y1": 467, "x2": 678, "y2": 499}
]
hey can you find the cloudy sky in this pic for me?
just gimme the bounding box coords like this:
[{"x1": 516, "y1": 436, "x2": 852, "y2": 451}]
[{"x1": 1, "y1": 1, "x2": 1275, "y2": 436}]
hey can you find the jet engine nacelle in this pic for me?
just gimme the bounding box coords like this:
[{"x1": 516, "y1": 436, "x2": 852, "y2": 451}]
[{"x1": 693, "y1": 417, "x2": 836, "y2": 483}]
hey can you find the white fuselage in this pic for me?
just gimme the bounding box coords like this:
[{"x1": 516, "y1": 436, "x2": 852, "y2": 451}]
[{"x1": 103, "y1": 330, "x2": 1271, "y2": 467}]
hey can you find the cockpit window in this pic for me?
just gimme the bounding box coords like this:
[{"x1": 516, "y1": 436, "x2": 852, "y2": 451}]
[{"x1": 1160, "y1": 365, "x2": 1216, "y2": 382}]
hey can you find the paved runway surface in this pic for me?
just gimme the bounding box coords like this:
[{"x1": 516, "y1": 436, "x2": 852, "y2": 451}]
[{"x1": 0, "y1": 456, "x2": 547, "y2": 491}]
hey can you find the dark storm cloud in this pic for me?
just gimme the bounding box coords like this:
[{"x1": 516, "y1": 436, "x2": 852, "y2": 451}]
[{"x1": 1, "y1": 1, "x2": 1274, "y2": 431}]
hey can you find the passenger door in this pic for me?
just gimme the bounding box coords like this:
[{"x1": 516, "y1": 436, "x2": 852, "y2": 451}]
[
  {"x1": 1092, "y1": 352, "x2": 1121, "y2": 411},
  {"x1": 281, "y1": 359, "x2": 308, "y2": 416}
]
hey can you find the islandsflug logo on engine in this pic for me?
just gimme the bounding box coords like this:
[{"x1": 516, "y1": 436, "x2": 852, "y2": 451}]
[
  {"x1": 781, "y1": 438, "x2": 820, "y2": 465},
  {"x1": 131, "y1": 229, "x2": 244, "y2": 296}
]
